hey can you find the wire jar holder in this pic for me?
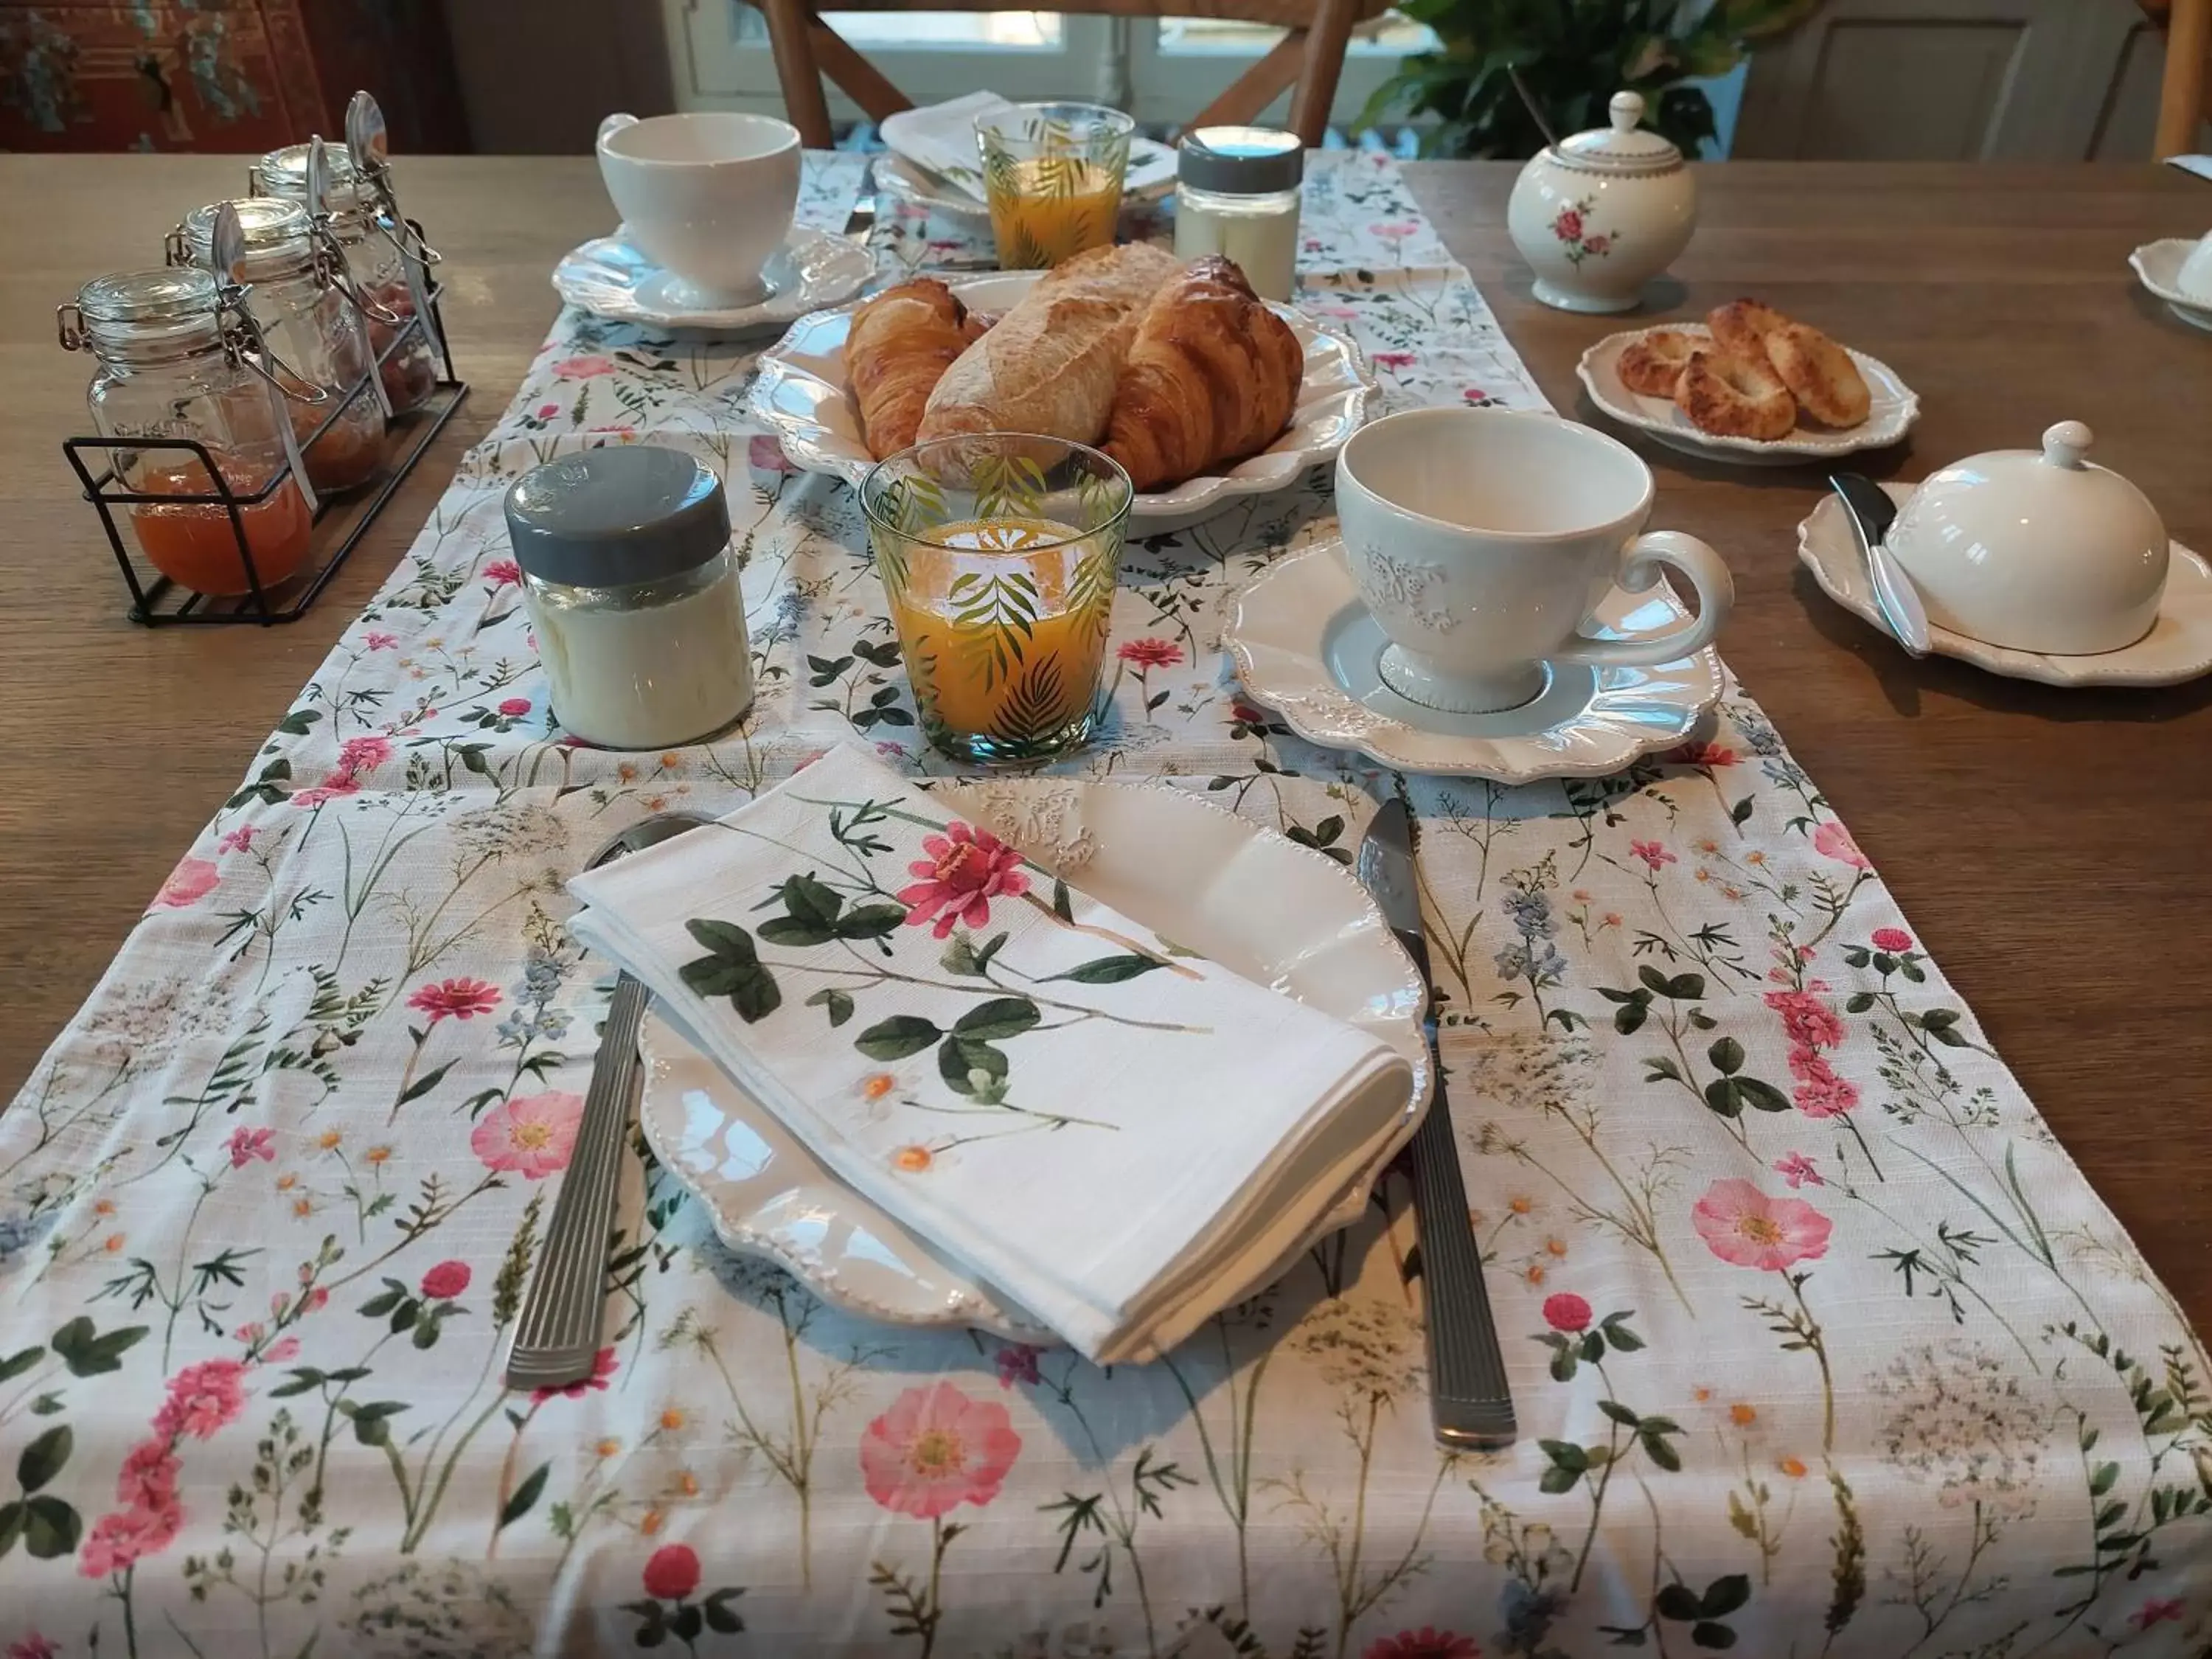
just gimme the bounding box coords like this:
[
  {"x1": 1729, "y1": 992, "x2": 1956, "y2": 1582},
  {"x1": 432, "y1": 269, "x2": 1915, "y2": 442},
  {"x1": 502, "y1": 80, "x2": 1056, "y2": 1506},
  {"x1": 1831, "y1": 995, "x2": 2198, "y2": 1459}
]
[{"x1": 58, "y1": 102, "x2": 470, "y2": 626}]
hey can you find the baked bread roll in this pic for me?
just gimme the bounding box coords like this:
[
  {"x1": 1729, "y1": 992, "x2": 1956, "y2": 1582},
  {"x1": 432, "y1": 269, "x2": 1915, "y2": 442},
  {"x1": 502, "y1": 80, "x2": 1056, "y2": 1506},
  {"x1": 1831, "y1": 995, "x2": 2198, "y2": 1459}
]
[
  {"x1": 1707, "y1": 298, "x2": 1792, "y2": 360},
  {"x1": 1674, "y1": 348, "x2": 1796, "y2": 441},
  {"x1": 847, "y1": 279, "x2": 990, "y2": 460},
  {"x1": 917, "y1": 243, "x2": 1180, "y2": 446},
  {"x1": 1104, "y1": 256, "x2": 1302, "y2": 491},
  {"x1": 1764, "y1": 321, "x2": 1871, "y2": 427}
]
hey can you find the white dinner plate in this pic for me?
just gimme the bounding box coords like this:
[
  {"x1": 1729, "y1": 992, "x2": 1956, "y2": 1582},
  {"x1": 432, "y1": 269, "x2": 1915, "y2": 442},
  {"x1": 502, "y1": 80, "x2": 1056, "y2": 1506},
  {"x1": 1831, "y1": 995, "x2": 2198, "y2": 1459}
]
[
  {"x1": 872, "y1": 147, "x2": 1178, "y2": 223},
  {"x1": 1797, "y1": 483, "x2": 2212, "y2": 687},
  {"x1": 1225, "y1": 538, "x2": 1725, "y2": 781},
  {"x1": 746, "y1": 268, "x2": 1378, "y2": 529},
  {"x1": 551, "y1": 225, "x2": 873, "y2": 331},
  {"x1": 637, "y1": 777, "x2": 1431, "y2": 1338},
  {"x1": 1577, "y1": 322, "x2": 1920, "y2": 466},
  {"x1": 2129, "y1": 240, "x2": 2212, "y2": 334},
  {"x1": 872, "y1": 117, "x2": 1180, "y2": 212}
]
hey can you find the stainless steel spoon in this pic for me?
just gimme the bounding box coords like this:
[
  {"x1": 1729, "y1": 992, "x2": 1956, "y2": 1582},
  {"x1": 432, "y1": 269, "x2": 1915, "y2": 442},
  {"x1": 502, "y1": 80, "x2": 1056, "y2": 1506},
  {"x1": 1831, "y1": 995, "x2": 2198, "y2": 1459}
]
[{"x1": 505, "y1": 809, "x2": 715, "y2": 1390}]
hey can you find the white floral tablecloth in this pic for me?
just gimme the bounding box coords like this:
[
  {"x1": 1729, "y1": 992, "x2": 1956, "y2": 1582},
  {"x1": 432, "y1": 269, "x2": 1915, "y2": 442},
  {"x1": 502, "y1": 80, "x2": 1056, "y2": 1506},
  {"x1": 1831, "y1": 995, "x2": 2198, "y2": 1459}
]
[{"x1": 2, "y1": 149, "x2": 2207, "y2": 1659}]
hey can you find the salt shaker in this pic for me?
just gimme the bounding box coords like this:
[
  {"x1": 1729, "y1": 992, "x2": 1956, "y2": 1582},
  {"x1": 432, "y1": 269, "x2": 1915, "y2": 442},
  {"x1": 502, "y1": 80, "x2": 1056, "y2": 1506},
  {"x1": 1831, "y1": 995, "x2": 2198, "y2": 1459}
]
[
  {"x1": 1172, "y1": 125, "x2": 1304, "y2": 302},
  {"x1": 505, "y1": 446, "x2": 754, "y2": 750}
]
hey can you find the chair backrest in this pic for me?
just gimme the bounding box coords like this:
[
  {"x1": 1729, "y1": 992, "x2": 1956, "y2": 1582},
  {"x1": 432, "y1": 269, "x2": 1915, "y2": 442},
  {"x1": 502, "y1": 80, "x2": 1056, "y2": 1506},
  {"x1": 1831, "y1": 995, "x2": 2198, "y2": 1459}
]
[
  {"x1": 745, "y1": 0, "x2": 1391, "y2": 149},
  {"x1": 2154, "y1": 0, "x2": 2211, "y2": 158}
]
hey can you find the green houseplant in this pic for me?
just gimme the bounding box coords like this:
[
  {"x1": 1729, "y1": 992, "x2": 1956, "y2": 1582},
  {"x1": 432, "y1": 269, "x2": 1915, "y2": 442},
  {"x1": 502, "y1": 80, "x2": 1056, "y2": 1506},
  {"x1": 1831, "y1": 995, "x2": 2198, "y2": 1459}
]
[{"x1": 1361, "y1": 0, "x2": 1822, "y2": 160}]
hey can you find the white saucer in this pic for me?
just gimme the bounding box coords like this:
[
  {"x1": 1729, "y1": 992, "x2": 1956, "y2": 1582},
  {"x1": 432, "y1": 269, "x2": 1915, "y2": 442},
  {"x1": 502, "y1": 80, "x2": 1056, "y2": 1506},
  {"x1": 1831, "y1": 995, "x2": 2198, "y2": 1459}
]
[
  {"x1": 636, "y1": 776, "x2": 1431, "y2": 1337},
  {"x1": 1797, "y1": 482, "x2": 2212, "y2": 686},
  {"x1": 1225, "y1": 539, "x2": 1725, "y2": 780},
  {"x1": 1577, "y1": 323, "x2": 1920, "y2": 466},
  {"x1": 552, "y1": 225, "x2": 873, "y2": 330},
  {"x1": 2128, "y1": 240, "x2": 2212, "y2": 334}
]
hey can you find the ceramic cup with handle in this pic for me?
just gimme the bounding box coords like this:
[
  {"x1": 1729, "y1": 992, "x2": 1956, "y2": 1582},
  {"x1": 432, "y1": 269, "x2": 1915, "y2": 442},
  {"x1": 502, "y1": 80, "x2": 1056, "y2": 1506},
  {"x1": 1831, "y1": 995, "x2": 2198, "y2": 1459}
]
[
  {"x1": 596, "y1": 111, "x2": 801, "y2": 308},
  {"x1": 1336, "y1": 407, "x2": 1733, "y2": 713}
]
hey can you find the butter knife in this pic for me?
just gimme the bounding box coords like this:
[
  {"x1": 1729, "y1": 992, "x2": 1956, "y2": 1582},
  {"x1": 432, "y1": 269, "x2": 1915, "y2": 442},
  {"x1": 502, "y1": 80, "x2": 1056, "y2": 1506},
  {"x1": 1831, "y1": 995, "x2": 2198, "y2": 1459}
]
[
  {"x1": 1829, "y1": 473, "x2": 1931, "y2": 657},
  {"x1": 1357, "y1": 799, "x2": 1516, "y2": 1450}
]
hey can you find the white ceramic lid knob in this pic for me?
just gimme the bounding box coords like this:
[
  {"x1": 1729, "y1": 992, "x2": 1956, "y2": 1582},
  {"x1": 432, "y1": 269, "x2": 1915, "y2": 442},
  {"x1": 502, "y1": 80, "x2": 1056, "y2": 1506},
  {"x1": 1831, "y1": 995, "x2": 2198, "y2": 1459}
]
[
  {"x1": 1610, "y1": 91, "x2": 1646, "y2": 131},
  {"x1": 2042, "y1": 420, "x2": 2093, "y2": 469}
]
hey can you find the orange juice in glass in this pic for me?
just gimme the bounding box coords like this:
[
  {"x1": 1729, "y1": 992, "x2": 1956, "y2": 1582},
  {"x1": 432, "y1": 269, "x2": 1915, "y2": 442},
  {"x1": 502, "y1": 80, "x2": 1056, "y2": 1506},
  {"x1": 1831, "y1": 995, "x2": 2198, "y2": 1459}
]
[
  {"x1": 975, "y1": 102, "x2": 1134, "y2": 269},
  {"x1": 863, "y1": 436, "x2": 1132, "y2": 764}
]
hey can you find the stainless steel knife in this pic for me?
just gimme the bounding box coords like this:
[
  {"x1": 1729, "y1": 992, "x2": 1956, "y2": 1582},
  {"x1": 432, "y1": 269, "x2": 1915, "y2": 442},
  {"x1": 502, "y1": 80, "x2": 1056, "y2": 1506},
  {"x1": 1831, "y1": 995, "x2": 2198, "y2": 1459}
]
[
  {"x1": 1829, "y1": 472, "x2": 1931, "y2": 657},
  {"x1": 1357, "y1": 799, "x2": 1516, "y2": 1450}
]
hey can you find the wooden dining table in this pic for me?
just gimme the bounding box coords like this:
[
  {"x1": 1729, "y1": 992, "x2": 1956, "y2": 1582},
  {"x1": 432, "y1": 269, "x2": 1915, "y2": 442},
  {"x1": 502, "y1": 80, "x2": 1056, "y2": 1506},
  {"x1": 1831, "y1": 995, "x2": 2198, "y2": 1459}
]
[{"x1": 4, "y1": 148, "x2": 2209, "y2": 1338}]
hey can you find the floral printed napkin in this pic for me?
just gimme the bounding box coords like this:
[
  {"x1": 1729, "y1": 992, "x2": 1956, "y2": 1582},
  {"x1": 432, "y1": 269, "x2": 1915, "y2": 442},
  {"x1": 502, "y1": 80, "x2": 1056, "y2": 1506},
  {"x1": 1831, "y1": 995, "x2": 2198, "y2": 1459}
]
[{"x1": 567, "y1": 743, "x2": 1413, "y2": 1363}]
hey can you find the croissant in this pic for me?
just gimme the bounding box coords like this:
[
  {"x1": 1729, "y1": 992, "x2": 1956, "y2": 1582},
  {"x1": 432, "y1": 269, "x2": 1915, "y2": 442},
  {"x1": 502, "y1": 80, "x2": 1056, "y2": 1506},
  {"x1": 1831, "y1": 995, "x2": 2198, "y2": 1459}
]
[
  {"x1": 846, "y1": 279, "x2": 990, "y2": 460},
  {"x1": 1104, "y1": 256, "x2": 1303, "y2": 491}
]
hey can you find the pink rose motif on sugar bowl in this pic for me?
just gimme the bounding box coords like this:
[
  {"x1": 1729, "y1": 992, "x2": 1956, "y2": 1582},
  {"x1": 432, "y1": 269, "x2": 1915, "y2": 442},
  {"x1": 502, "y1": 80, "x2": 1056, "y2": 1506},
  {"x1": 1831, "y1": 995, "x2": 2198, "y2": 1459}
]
[{"x1": 1508, "y1": 90, "x2": 1697, "y2": 313}]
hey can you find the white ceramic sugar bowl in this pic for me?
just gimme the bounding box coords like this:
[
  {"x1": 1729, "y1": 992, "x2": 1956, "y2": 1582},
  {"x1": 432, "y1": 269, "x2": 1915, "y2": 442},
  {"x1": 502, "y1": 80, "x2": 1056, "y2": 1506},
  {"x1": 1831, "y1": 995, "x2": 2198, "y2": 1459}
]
[
  {"x1": 1507, "y1": 91, "x2": 1696, "y2": 313},
  {"x1": 1886, "y1": 421, "x2": 2170, "y2": 655}
]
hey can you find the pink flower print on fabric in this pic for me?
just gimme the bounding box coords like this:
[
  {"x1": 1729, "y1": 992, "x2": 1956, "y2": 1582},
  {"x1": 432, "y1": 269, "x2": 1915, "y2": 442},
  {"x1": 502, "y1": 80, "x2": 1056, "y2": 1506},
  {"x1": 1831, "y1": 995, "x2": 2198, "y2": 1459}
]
[
  {"x1": 1692, "y1": 1178, "x2": 1832, "y2": 1273},
  {"x1": 859, "y1": 1381, "x2": 1021, "y2": 1519}
]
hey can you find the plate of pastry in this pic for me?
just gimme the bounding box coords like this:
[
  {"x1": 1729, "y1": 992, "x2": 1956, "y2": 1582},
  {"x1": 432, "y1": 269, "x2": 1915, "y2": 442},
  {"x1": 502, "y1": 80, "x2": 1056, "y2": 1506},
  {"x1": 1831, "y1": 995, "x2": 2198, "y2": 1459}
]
[
  {"x1": 747, "y1": 243, "x2": 1379, "y2": 529},
  {"x1": 1576, "y1": 299, "x2": 1919, "y2": 466}
]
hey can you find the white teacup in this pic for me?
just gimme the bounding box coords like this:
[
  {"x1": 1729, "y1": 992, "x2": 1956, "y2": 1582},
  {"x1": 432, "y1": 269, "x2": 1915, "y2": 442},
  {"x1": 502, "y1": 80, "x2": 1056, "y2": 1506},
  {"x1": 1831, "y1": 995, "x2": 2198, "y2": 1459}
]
[
  {"x1": 1336, "y1": 408, "x2": 1734, "y2": 713},
  {"x1": 597, "y1": 111, "x2": 801, "y2": 308}
]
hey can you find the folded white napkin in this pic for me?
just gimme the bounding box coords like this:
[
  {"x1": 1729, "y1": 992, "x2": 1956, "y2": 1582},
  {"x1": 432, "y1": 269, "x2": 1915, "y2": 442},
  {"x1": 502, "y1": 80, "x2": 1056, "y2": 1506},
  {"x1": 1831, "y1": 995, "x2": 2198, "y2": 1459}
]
[
  {"x1": 882, "y1": 91, "x2": 1012, "y2": 201},
  {"x1": 568, "y1": 744, "x2": 1412, "y2": 1363}
]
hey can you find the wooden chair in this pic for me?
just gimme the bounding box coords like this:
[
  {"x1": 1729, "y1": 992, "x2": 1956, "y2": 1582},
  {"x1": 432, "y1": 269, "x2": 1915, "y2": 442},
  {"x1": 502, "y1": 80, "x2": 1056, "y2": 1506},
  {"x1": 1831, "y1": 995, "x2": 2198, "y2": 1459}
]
[
  {"x1": 747, "y1": 0, "x2": 1391, "y2": 150},
  {"x1": 2148, "y1": 0, "x2": 2212, "y2": 157}
]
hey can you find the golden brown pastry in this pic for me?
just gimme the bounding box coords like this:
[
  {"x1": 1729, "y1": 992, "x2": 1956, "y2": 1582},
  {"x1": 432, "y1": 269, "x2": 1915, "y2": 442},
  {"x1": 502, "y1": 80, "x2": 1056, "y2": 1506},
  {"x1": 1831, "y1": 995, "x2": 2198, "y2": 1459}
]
[
  {"x1": 1615, "y1": 328, "x2": 1701, "y2": 398},
  {"x1": 1706, "y1": 298, "x2": 1793, "y2": 361},
  {"x1": 917, "y1": 243, "x2": 1180, "y2": 446},
  {"x1": 1764, "y1": 321, "x2": 1871, "y2": 427},
  {"x1": 1103, "y1": 256, "x2": 1303, "y2": 490},
  {"x1": 1674, "y1": 348, "x2": 1796, "y2": 441},
  {"x1": 846, "y1": 279, "x2": 984, "y2": 460}
]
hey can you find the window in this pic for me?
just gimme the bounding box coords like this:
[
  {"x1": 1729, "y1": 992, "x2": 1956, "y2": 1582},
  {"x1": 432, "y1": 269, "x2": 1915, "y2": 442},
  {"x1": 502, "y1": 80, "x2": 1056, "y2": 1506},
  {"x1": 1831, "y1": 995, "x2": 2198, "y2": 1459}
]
[
  {"x1": 675, "y1": 4, "x2": 1117, "y2": 112},
  {"x1": 667, "y1": 1, "x2": 1428, "y2": 129}
]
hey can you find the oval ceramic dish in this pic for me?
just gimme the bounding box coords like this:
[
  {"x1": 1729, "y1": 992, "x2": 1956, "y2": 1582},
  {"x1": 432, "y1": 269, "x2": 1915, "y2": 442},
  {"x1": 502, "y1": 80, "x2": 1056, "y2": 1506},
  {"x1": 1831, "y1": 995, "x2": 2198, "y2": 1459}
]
[
  {"x1": 1576, "y1": 323, "x2": 1920, "y2": 465},
  {"x1": 747, "y1": 268, "x2": 1377, "y2": 529},
  {"x1": 636, "y1": 776, "x2": 1431, "y2": 1337}
]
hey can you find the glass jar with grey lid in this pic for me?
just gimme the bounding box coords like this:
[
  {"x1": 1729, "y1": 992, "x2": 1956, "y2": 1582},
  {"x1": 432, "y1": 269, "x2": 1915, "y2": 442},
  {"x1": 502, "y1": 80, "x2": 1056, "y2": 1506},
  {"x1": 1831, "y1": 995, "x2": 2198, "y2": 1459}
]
[
  {"x1": 1172, "y1": 125, "x2": 1304, "y2": 302},
  {"x1": 505, "y1": 446, "x2": 754, "y2": 750}
]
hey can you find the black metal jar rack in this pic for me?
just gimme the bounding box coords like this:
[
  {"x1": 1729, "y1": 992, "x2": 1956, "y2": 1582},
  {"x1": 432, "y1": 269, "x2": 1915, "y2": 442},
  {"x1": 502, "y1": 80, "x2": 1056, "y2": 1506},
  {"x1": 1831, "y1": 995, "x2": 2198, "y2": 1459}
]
[{"x1": 62, "y1": 274, "x2": 468, "y2": 627}]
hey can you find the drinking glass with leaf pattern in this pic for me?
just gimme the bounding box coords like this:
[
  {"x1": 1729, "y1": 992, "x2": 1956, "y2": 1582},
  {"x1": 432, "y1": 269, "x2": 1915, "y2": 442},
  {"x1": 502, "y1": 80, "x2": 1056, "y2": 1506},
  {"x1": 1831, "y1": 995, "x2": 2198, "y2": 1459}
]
[{"x1": 862, "y1": 434, "x2": 1131, "y2": 765}]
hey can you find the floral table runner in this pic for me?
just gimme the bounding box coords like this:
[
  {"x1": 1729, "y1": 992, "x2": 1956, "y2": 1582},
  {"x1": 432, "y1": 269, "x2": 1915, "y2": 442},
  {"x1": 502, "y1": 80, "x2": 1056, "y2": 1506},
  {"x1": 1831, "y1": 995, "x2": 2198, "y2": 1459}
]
[{"x1": 1, "y1": 149, "x2": 2206, "y2": 1659}]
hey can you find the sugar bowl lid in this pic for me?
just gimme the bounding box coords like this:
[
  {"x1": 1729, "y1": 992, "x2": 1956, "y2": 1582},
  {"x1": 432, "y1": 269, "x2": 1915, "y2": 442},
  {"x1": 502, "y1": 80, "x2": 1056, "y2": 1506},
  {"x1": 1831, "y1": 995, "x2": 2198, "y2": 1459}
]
[
  {"x1": 1551, "y1": 91, "x2": 1683, "y2": 176},
  {"x1": 1886, "y1": 421, "x2": 2171, "y2": 656}
]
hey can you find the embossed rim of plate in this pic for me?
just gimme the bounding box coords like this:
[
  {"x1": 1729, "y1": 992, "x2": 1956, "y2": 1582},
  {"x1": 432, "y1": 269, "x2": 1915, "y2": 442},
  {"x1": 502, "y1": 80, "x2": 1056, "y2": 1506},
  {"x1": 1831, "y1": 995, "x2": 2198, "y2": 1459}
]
[
  {"x1": 636, "y1": 776, "x2": 1431, "y2": 1336},
  {"x1": 746, "y1": 268, "x2": 1379, "y2": 521},
  {"x1": 1797, "y1": 484, "x2": 2212, "y2": 686},
  {"x1": 550, "y1": 225, "x2": 874, "y2": 329},
  {"x1": 1225, "y1": 538, "x2": 1725, "y2": 780},
  {"x1": 1576, "y1": 322, "x2": 1921, "y2": 462},
  {"x1": 2129, "y1": 240, "x2": 2212, "y2": 327}
]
